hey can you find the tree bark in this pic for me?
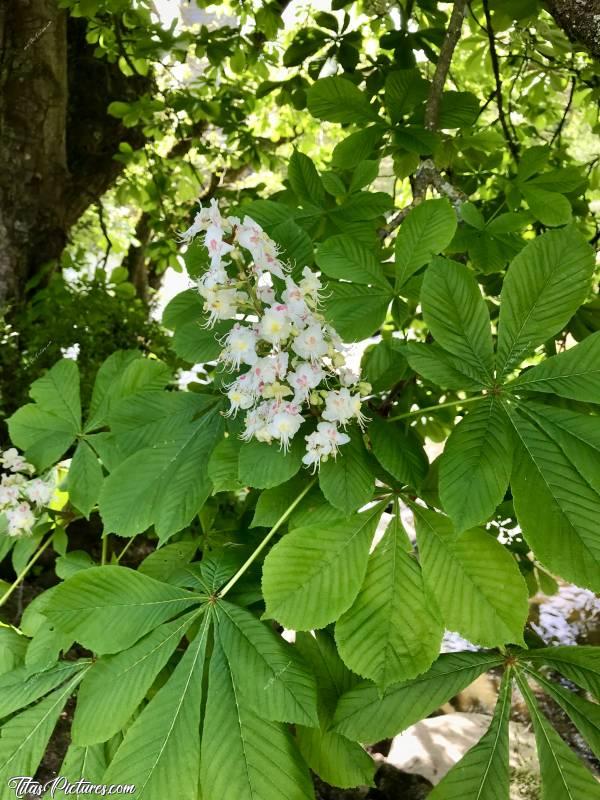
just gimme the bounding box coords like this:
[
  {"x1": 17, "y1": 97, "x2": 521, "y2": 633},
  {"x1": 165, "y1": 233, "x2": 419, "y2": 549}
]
[
  {"x1": 546, "y1": 0, "x2": 600, "y2": 60},
  {"x1": 0, "y1": 0, "x2": 148, "y2": 309}
]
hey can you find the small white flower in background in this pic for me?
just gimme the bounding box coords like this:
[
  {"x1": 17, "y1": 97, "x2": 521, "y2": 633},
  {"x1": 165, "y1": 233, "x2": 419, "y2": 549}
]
[
  {"x1": 179, "y1": 200, "x2": 369, "y2": 468},
  {"x1": 0, "y1": 448, "x2": 58, "y2": 537},
  {"x1": 0, "y1": 448, "x2": 33, "y2": 474}
]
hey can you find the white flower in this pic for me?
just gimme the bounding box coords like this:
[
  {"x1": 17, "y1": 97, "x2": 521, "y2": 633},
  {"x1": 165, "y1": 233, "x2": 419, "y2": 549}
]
[
  {"x1": 315, "y1": 421, "x2": 350, "y2": 455},
  {"x1": 25, "y1": 478, "x2": 54, "y2": 507},
  {"x1": 6, "y1": 502, "x2": 35, "y2": 537},
  {"x1": 0, "y1": 482, "x2": 20, "y2": 507},
  {"x1": 1, "y1": 448, "x2": 32, "y2": 474},
  {"x1": 259, "y1": 305, "x2": 291, "y2": 344},
  {"x1": 288, "y1": 362, "x2": 325, "y2": 402},
  {"x1": 299, "y1": 267, "x2": 322, "y2": 301},
  {"x1": 198, "y1": 266, "x2": 228, "y2": 293},
  {"x1": 247, "y1": 354, "x2": 289, "y2": 394},
  {"x1": 237, "y1": 216, "x2": 287, "y2": 279},
  {"x1": 292, "y1": 324, "x2": 329, "y2": 361},
  {"x1": 226, "y1": 381, "x2": 255, "y2": 416},
  {"x1": 339, "y1": 368, "x2": 359, "y2": 387},
  {"x1": 203, "y1": 288, "x2": 246, "y2": 326},
  {"x1": 269, "y1": 406, "x2": 303, "y2": 452},
  {"x1": 322, "y1": 388, "x2": 368, "y2": 428},
  {"x1": 221, "y1": 324, "x2": 258, "y2": 370}
]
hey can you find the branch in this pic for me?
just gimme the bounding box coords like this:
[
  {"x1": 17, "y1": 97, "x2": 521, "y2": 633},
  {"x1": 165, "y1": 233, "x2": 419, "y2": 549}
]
[
  {"x1": 550, "y1": 75, "x2": 576, "y2": 145},
  {"x1": 423, "y1": 0, "x2": 468, "y2": 130},
  {"x1": 482, "y1": 0, "x2": 520, "y2": 161}
]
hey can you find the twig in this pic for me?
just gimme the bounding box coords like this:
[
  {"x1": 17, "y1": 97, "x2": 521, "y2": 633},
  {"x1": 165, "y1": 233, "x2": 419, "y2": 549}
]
[
  {"x1": 423, "y1": 0, "x2": 468, "y2": 131},
  {"x1": 482, "y1": 0, "x2": 520, "y2": 161},
  {"x1": 96, "y1": 201, "x2": 112, "y2": 271},
  {"x1": 0, "y1": 535, "x2": 54, "y2": 608},
  {"x1": 550, "y1": 76, "x2": 576, "y2": 145}
]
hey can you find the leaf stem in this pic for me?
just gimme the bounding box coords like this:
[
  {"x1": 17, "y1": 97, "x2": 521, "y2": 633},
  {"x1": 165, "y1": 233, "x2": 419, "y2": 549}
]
[
  {"x1": 101, "y1": 533, "x2": 109, "y2": 566},
  {"x1": 218, "y1": 478, "x2": 316, "y2": 599},
  {"x1": 386, "y1": 394, "x2": 485, "y2": 422},
  {"x1": 0, "y1": 534, "x2": 54, "y2": 608},
  {"x1": 115, "y1": 535, "x2": 137, "y2": 564}
]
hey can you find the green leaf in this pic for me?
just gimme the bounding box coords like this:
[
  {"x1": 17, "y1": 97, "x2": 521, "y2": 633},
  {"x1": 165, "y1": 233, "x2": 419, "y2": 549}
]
[
  {"x1": 510, "y1": 331, "x2": 600, "y2": 402},
  {"x1": 67, "y1": 440, "x2": 104, "y2": 517},
  {"x1": 99, "y1": 406, "x2": 223, "y2": 539},
  {"x1": 72, "y1": 610, "x2": 199, "y2": 745},
  {"x1": 29, "y1": 359, "x2": 81, "y2": 429},
  {"x1": 496, "y1": 228, "x2": 594, "y2": 378},
  {"x1": 361, "y1": 339, "x2": 408, "y2": 392},
  {"x1": 333, "y1": 650, "x2": 504, "y2": 743},
  {"x1": 323, "y1": 282, "x2": 392, "y2": 341},
  {"x1": 162, "y1": 289, "x2": 204, "y2": 329},
  {"x1": 516, "y1": 672, "x2": 600, "y2": 800},
  {"x1": 368, "y1": 417, "x2": 428, "y2": 488},
  {"x1": 289, "y1": 150, "x2": 326, "y2": 207},
  {"x1": 316, "y1": 235, "x2": 389, "y2": 289},
  {"x1": 201, "y1": 641, "x2": 314, "y2": 800},
  {"x1": 384, "y1": 69, "x2": 429, "y2": 120},
  {"x1": 438, "y1": 91, "x2": 480, "y2": 128},
  {"x1": 439, "y1": 397, "x2": 513, "y2": 531},
  {"x1": 251, "y1": 476, "x2": 308, "y2": 528},
  {"x1": 413, "y1": 507, "x2": 528, "y2": 647},
  {"x1": 522, "y1": 646, "x2": 600, "y2": 699},
  {"x1": 54, "y1": 743, "x2": 107, "y2": 798},
  {"x1": 138, "y1": 540, "x2": 198, "y2": 582},
  {"x1": 172, "y1": 320, "x2": 227, "y2": 363},
  {"x1": 334, "y1": 190, "x2": 393, "y2": 221},
  {"x1": 307, "y1": 76, "x2": 380, "y2": 124},
  {"x1": 508, "y1": 403, "x2": 600, "y2": 592},
  {"x1": 421, "y1": 258, "x2": 494, "y2": 382},
  {"x1": 525, "y1": 667, "x2": 600, "y2": 760},
  {"x1": 44, "y1": 566, "x2": 199, "y2": 654},
  {"x1": 0, "y1": 668, "x2": 86, "y2": 782},
  {"x1": 395, "y1": 199, "x2": 457, "y2": 288},
  {"x1": 262, "y1": 503, "x2": 384, "y2": 630},
  {"x1": 238, "y1": 436, "x2": 304, "y2": 489},
  {"x1": 405, "y1": 343, "x2": 487, "y2": 391},
  {"x1": 296, "y1": 725, "x2": 375, "y2": 789},
  {"x1": 215, "y1": 600, "x2": 318, "y2": 726},
  {"x1": 428, "y1": 669, "x2": 512, "y2": 800},
  {"x1": 0, "y1": 660, "x2": 85, "y2": 720},
  {"x1": 207, "y1": 436, "x2": 243, "y2": 492},
  {"x1": 336, "y1": 512, "x2": 443, "y2": 688},
  {"x1": 102, "y1": 614, "x2": 210, "y2": 800},
  {"x1": 319, "y1": 430, "x2": 374, "y2": 514},
  {"x1": 332, "y1": 126, "x2": 384, "y2": 169},
  {"x1": 86, "y1": 356, "x2": 171, "y2": 432},
  {"x1": 7, "y1": 405, "x2": 78, "y2": 471},
  {"x1": 521, "y1": 186, "x2": 572, "y2": 227}
]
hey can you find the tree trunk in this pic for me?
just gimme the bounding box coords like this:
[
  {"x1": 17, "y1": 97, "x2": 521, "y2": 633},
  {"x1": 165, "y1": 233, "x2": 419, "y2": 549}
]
[
  {"x1": 0, "y1": 0, "x2": 148, "y2": 309},
  {"x1": 546, "y1": 0, "x2": 600, "y2": 60}
]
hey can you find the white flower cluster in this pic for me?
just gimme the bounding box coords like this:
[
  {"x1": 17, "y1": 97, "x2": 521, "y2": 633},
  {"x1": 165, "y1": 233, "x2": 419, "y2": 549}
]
[
  {"x1": 180, "y1": 200, "x2": 369, "y2": 470},
  {"x1": 0, "y1": 448, "x2": 55, "y2": 537}
]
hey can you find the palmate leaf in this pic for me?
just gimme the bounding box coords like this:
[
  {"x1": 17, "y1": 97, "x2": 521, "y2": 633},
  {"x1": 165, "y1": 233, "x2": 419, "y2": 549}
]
[
  {"x1": 72, "y1": 610, "x2": 200, "y2": 745},
  {"x1": 262, "y1": 503, "x2": 384, "y2": 631},
  {"x1": 421, "y1": 257, "x2": 494, "y2": 384},
  {"x1": 516, "y1": 672, "x2": 600, "y2": 800},
  {"x1": 404, "y1": 342, "x2": 486, "y2": 391},
  {"x1": 67, "y1": 439, "x2": 104, "y2": 518},
  {"x1": 496, "y1": 227, "x2": 594, "y2": 378},
  {"x1": 508, "y1": 402, "x2": 600, "y2": 591},
  {"x1": 323, "y1": 281, "x2": 393, "y2": 341},
  {"x1": 307, "y1": 76, "x2": 380, "y2": 124},
  {"x1": 439, "y1": 397, "x2": 514, "y2": 531},
  {"x1": 525, "y1": 667, "x2": 600, "y2": 760},
  {"x1": 201, "y1": 641, "x2": 314, "y2": 800},
  {"x1": 335, "y1": 513, "x2": 443, "y2": 688},
  {"x1": 102, "y1": 613, "x2": 211, "y2": 800},
  {"x1": 395, "y1": 199, "x2": 457, "y2": 288},
  {"x1": 53, "y1": 742, "x2": 107, "y2": 799},
  {"x1": 295, "y1": 725, "x2": 375, "y2": 790},
  {"x1": 215, "y1": 600, "x2": 318, "y2": 726},
  {"x1": 333, "y1": 651, "x2": 504, "y2": 743},
  {"x1": 0, "y1": 667, "x2": 88, "y2": 783},
  {"x1": 315, "y1": 235, "x2": 389, "y2": 289},
  {"x1": 413, "y1": 507, "x2": 528, "y2": 647},
  {"x1": 319, "y1": 429, "x2": 374, "y2": 514},
  {"x1": 523, "y1": 646, "x2": 600, "y2": 698},
  {"x1": 288, "y1": 150, "x2": 326, "y2": 207},
  {"x1": 0, "y1": 660, "x2": 85, "y2": 720},
  {"x1": 368, "y1": 417, "x2": 428, "y2": 488},
  {"x1": 44, "y1": 566, "x2": 200, "y2": 654},
  {"x1": 99, "y1": 405, "x2": 223, "y2": 540},
  {"x1": 238, "y1": 436, "x2": 304, "y2": 489},
  {"x1": 428, "y1": 668, "x2": 512, "y2": 800},
  {"x1": 510, "y1": 331, "x2": 600, "y2": 403}
]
